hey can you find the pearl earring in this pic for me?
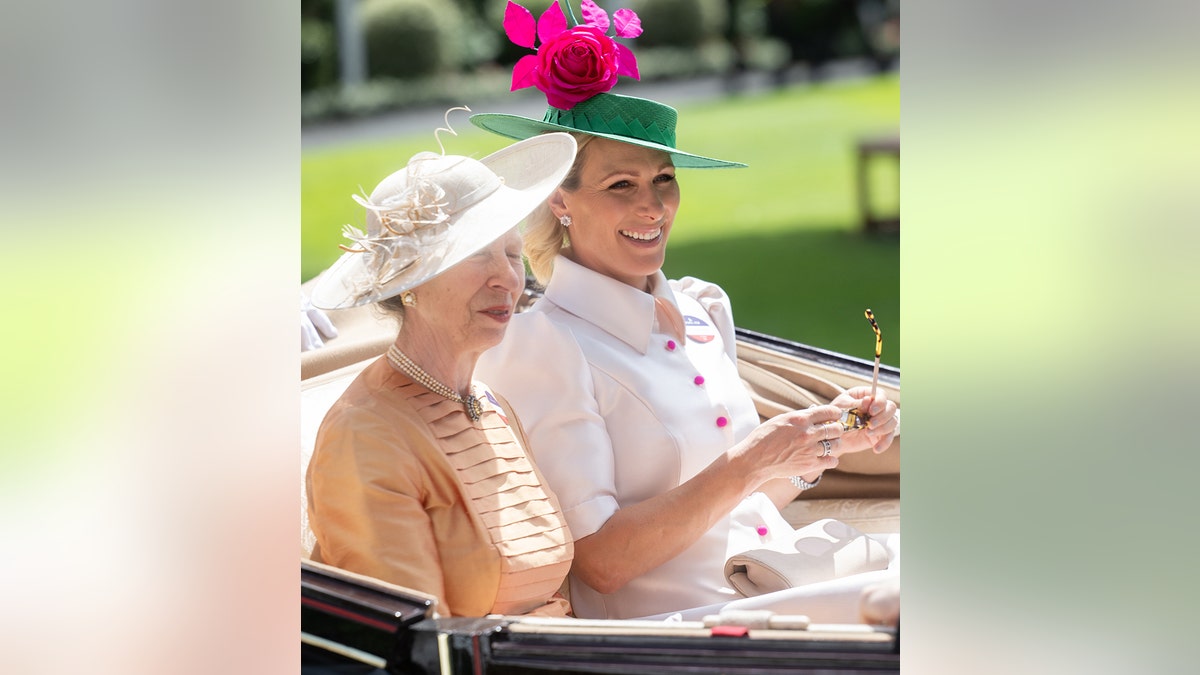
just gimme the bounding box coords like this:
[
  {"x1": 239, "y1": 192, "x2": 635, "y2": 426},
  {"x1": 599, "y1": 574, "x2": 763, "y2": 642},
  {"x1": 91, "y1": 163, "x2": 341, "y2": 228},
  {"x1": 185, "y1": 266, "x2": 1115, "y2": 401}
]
[
  {"x1": 400, "y1": 291, "x2": 417, "y2": 307},
  {"x1": 559, "y1": 214, "x2": 572, "y2": 228}
]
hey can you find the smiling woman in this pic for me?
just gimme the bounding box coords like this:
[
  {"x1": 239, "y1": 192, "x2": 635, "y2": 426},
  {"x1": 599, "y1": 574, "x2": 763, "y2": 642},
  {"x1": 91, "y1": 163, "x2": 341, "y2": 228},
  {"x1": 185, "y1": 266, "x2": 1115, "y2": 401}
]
[
  {"x1": 475, "y1": 122, "x2": 899, "y2": 620},
  {"x1": 469, "y1": 9, "x2": 899, "y2": 619},
  {"x1": 549, "y1": 137, "x2": 681, "y2": 288}
]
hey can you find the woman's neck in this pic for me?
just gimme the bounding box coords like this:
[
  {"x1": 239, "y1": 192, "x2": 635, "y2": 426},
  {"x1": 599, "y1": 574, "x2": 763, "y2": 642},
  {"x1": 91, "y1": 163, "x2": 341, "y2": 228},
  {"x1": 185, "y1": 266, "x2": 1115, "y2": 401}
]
[
  {"x1": 561, "y1": 250, "x2": 653, "y2": 293},
  {"x1": 392, "y1": 329, "x2": 478, "y2": 396}
]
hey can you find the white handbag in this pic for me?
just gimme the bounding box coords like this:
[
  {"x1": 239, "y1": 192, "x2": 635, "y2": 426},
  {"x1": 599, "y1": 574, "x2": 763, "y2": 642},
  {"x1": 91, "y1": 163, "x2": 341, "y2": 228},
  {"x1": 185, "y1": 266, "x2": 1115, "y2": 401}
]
[{"x1": 724, "y1": 518, "x2": 891, "y2": 597}]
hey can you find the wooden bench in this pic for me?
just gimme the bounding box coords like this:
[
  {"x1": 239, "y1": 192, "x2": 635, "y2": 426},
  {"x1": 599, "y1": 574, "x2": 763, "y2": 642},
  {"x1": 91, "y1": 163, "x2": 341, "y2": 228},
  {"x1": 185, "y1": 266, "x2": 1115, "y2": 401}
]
[{"x1": 855, "y1": 134, "x2": 900, "y2": 234}]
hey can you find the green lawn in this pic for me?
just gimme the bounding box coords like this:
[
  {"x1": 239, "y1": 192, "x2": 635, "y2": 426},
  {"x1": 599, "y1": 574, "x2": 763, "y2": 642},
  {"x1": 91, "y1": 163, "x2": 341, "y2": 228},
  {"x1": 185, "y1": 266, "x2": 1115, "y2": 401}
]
[{"x1": 303, "y1": 74, "x2": 898, "y2": 365}]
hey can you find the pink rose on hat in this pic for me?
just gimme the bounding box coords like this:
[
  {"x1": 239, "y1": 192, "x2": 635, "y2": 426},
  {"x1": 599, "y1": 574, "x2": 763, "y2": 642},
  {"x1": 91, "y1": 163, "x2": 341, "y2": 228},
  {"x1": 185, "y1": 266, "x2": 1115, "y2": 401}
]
[{"x1": 504, "y1": 0, "x2": 642, "y2": 110}]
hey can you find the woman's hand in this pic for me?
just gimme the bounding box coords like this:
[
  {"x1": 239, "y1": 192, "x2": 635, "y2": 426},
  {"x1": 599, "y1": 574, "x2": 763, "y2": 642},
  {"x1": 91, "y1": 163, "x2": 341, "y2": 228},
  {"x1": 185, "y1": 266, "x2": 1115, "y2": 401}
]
[
  {"x1": 733, "y1": 404, "x2": 847, "y2": 484},
  {"x1": 832, "y1": 386, "x2": 898, "y2": 454}
]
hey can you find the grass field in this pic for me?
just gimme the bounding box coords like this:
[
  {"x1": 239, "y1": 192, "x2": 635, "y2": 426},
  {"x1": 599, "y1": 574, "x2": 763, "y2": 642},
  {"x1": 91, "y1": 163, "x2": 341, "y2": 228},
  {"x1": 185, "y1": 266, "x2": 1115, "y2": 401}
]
[{"x1": 302, "y1": 74, "x2": 899, "y2": 365}]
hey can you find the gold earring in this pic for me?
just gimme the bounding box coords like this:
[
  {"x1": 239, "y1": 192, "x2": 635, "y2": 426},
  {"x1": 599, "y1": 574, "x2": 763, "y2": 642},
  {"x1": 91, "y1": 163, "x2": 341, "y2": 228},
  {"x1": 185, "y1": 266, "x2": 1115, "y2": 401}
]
[{"x1": 400, "y1": 291, "x2": 417, "y2": 307}]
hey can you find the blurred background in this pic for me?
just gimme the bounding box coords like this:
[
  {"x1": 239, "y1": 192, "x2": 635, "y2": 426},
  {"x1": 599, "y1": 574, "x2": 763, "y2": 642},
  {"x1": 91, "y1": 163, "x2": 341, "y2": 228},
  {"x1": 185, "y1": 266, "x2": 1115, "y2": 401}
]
[
  {"x1": 301, "y1": 0, "x2": 901, "y2": 364},
  {"x1": 300, "y1": 0, "x2": 898, "y2": 119}
]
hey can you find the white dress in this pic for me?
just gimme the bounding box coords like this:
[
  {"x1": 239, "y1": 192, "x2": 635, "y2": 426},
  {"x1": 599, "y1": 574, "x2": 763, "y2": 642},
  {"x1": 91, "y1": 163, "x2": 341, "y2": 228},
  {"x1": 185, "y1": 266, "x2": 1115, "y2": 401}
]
[{"x1": 477, "y1": 256, "x2": 896, "y2": 621}]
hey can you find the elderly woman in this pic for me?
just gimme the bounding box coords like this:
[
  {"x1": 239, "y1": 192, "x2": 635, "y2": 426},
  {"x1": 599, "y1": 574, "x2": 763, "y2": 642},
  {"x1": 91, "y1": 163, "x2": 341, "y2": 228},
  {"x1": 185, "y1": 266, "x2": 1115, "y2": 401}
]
[
  {"x1": 471, "y1": 1, "x2": 898, "y2": 622},
  {"x1": 305, "y1": 132, "x2": 580, "y2": 617}
]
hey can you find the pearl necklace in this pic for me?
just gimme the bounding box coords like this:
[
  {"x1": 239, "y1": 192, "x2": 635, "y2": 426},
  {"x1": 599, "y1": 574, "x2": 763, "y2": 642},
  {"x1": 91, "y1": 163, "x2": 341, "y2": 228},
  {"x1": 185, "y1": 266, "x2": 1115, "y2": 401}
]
[{"x1": 386, "y1": 344, "x2": 483, "y2": 421}]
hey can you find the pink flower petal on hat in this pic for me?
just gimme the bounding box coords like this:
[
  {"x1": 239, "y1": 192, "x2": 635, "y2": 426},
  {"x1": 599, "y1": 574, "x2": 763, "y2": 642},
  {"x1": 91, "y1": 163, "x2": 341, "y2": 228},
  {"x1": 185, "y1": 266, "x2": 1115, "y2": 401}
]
[
  {"x1": 580, "y1": 0, "x2": 610, "y2": 31},
  {"x1": 537, "y1": 1, "x2": 568, "y2": 44},
  {"x1": 615, "y1": 42, "x2": 640, "y2": 79},
  {"x1": 613, "y1": 9, "x2": 643, "y2": 38},
  {"x1": 510, "y1": 54, "x2": 539, "y2": 90},
  {"x1": 544, "y1": 88, "x2": 587, "y2": 110},
  {"x1": 503, "y1": 1, "x2": 536, "y2": 48}
]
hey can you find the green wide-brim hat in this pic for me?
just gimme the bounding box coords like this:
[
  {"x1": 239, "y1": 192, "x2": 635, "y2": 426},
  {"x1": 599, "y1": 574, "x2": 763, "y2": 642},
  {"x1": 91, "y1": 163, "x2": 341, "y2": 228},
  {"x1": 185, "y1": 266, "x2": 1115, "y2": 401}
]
[{"x1": 470, "y1": 93, "x2": 746, "y2": 170}]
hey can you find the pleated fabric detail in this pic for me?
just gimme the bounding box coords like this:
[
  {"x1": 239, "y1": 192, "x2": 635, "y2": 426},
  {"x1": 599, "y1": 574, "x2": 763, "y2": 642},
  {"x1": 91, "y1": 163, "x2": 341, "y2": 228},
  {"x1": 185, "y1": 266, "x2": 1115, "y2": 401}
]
[{"x1": 397, "y1": 379, "x2": 573, "y2": 616}]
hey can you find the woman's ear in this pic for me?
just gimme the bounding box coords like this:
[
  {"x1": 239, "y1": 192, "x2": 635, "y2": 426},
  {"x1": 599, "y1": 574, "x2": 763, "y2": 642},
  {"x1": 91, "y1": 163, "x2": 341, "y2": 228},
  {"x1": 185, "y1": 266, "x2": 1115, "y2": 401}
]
[{"x1": 548, "y1": 187, "x2": 568, "y2": 218}]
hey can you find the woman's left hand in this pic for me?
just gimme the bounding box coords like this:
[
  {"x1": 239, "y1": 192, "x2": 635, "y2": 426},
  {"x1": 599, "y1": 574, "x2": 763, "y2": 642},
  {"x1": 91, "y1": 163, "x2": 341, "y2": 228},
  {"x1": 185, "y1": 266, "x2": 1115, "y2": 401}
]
[{"x1": 831, "y1": 386, "x2": 898, "y2": 454}]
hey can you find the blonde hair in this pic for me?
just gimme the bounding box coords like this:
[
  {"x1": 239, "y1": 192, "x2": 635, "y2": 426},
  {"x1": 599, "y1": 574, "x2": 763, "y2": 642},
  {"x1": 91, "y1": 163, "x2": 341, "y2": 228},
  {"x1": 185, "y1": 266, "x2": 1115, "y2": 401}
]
[{"x1": 524, "y1": 132, "x2": 598, "y2": 284}]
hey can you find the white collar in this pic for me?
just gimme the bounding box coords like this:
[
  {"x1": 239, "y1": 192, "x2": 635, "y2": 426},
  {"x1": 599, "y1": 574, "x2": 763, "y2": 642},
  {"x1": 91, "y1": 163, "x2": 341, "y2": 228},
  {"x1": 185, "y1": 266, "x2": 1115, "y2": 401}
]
[{"x1": 542, "y1": 256, "x2": 681, "y2": 355}]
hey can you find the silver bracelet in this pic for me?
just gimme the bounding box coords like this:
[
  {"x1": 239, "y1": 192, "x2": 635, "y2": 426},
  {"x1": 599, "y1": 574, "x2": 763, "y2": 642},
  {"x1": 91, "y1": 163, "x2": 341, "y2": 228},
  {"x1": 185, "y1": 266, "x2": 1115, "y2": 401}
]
[{"x1": 790, "y1": 474, "x2": 822, "y2": 491}]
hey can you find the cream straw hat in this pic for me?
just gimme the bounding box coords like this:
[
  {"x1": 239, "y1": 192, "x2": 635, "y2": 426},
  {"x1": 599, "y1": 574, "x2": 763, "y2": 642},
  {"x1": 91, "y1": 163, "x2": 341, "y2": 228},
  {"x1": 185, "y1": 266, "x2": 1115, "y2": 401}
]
[{"x1": 311, "y1": 132, "x2": 577, "y2": 309}]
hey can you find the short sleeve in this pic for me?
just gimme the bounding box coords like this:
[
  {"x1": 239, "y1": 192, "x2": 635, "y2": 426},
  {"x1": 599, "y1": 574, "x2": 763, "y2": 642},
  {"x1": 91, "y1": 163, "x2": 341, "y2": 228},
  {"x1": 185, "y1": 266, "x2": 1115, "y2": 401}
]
[{"x1": 477, "y1": 311, "x2": 621, "y2": 539}]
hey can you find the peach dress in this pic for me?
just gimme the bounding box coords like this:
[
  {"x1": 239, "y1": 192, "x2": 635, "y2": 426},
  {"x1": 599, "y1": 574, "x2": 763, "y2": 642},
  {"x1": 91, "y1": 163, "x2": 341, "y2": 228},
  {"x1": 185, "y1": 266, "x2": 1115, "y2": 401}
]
[{"x1": 307, "y1": 358, "x2": 574, "y2": 617}]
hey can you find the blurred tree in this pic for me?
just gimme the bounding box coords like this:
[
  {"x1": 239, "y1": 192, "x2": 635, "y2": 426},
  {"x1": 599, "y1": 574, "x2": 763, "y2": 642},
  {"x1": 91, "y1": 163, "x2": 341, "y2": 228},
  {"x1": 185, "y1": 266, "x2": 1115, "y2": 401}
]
[
  {"x1": 764, "y1": 0, "x2": 898, "y2": 82},
  {"x1": 301, "y1": 0, "x2": 336, "y2": 19},
  {"x1": 450, "y1": 0, "x2": 503, "y2": 72},
  {"x1": 630, "y1": 0, "x2": 729, "y2": 48},
  {"x1": 302, "y1": 19, "x2": 338, "y2": 92},
  {"x1": 361, "y1": 0, "x2": 466, "y2": 79},
  {"x1": 301, "y1": 0, "x2": 339, "y2": 92}
]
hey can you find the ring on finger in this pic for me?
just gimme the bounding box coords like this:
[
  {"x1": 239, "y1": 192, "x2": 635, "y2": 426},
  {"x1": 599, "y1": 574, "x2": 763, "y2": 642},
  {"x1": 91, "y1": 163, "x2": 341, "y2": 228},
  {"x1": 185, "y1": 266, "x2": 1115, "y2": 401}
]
[{"x1": 819, "y1": 439, "x2": 832, "y2": 457}]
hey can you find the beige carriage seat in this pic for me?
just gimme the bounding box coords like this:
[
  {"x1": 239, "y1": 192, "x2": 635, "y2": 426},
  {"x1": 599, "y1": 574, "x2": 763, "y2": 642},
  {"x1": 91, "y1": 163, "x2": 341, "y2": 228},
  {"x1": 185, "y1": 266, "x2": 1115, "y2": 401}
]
[
  {"x1": 736, "y1": 341, "x2": 900, "y2": 534},
  {"x1": 301, "y1": 277, "x2": 399, "y2": 558},
  {"x1": 301, "y1": 355, "x2": 383, "y2": 559}
]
